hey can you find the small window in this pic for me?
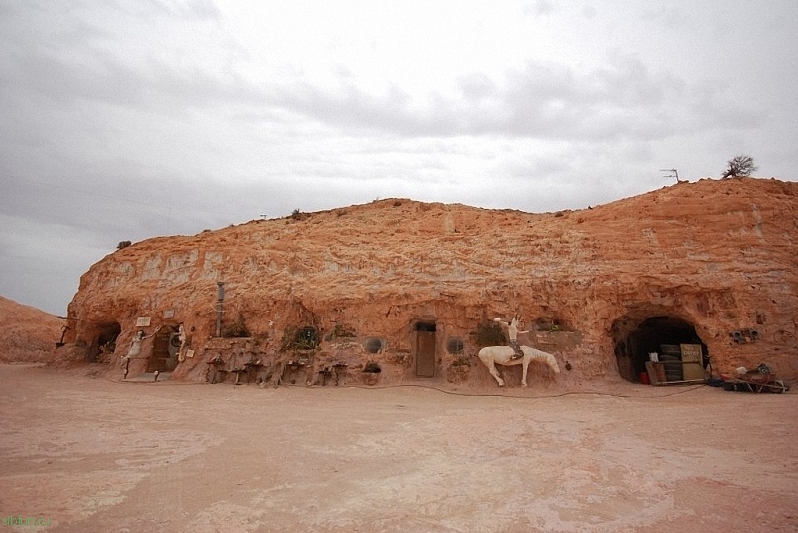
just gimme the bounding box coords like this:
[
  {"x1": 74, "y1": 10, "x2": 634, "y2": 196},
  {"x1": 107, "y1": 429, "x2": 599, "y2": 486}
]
[
  {"x1": 447, "y1": 337, "x2": 464, "y2": 354},
  {"x1": 365, "y1": 337, "x2": 384, "y2": 354}
]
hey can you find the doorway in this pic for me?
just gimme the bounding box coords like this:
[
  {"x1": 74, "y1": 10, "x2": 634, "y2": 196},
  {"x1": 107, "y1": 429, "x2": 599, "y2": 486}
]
[
  {"x1": 611, "y1": 315, "x2": 707, "y2": 383},
  {"x1": 415, "y1": 321, "x2": 436, "y2": 377},
  {"x1": 147, "y1": 325, "x2": 180, "y2": 373}
]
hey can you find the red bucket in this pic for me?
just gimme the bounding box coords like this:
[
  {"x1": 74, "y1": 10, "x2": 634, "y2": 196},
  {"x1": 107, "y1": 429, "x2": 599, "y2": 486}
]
[{"x1": 640, "y1": 372, "x2": 650, "y2": 385}]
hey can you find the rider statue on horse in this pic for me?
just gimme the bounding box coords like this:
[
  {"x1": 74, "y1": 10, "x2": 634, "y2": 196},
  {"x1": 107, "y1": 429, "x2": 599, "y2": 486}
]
[{"x1": 494, "y1": 314, "x2": 528, "y2": 360}]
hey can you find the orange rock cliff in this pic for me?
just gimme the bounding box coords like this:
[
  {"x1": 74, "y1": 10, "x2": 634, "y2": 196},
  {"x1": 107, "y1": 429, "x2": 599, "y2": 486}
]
[
  {"x1": 61, "y1": 177, "x2": 798, "y2": 387},
  {"x1": 0, "y1": 296, "x2": 63, "y2": 363}
]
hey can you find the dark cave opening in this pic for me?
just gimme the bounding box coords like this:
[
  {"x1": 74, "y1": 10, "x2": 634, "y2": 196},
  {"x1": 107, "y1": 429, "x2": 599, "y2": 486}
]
[
  {"x1": 89, "y1": 322, "x2": 121, "y2": 363},
  {"x1": 612, "y1": 315, "x2": 708, "y2": 383}
]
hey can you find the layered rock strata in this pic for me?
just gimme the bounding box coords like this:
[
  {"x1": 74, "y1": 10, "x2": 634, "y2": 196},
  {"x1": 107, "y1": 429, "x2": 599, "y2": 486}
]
[{"x1": 62, "y1": 177, "x2": 798, "y2": 387}]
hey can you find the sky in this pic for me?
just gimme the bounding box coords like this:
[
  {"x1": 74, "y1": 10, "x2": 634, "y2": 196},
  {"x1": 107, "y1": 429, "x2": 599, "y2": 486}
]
[{"x1": 1, "y1": 0, "x2": 797, "y2": 316}]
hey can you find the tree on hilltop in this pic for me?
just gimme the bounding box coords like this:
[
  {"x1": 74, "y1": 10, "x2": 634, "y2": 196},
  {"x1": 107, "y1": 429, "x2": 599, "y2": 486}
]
[{"x1": 721, "y1": 155, "x2": 757, "y2": 179}]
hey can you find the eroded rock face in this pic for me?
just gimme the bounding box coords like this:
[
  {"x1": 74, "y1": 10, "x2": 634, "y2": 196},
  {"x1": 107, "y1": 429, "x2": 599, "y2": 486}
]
[
  {"x1": 0, "y1": 296, "x2": 63, "y2": 363},
  {"x1": 63, "y1": 178, "x2": 798, "y2": 386}
]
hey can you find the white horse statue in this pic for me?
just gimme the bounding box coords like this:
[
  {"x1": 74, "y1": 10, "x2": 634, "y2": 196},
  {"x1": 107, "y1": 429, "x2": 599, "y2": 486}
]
[{"x1": 478, "y1": 345, "x2": 560, "y2": 387}]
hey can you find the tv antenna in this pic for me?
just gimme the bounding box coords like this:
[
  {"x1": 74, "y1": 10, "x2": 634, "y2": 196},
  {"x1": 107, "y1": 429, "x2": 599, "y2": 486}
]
[{"x1": 659, "y1": 168, "x2": 680, "y2": 184}]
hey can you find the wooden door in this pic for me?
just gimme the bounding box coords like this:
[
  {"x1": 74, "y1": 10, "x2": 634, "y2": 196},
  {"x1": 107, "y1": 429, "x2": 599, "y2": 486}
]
[{"x1": 416, "y1": 323, "x2": 436, "y2": 377}]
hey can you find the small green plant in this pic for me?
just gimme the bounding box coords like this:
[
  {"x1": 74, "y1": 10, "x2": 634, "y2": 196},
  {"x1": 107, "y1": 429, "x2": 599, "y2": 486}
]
[
  {"x1": 294, "y1": 327, "x2": 319, "y2": 349},
  {"x1": 117, "y1": 240, "x2": 132, "y2": 250},
  {"x1": 473, "y1": 321, "x2": 506, "y2": 347},
  {"x1": 534, "y1": 317, "x2": 566, "y2": 332},
  {"x1": 281, "y1": 325, "x2": 319, "y2": 350}
]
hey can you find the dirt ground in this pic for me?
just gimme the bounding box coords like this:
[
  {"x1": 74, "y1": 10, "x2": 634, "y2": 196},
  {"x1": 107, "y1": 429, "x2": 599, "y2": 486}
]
[{"x1": 1, "y1": 363, "x2": 797, "y2": 532}]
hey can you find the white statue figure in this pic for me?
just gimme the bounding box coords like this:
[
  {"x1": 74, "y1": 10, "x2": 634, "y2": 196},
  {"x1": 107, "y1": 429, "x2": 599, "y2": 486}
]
[
  {"x1": 494, "y1": 314, "x2": 528, "y2": 360},
  {"x1": 126, "y1": 330, "x2": 146, "y2": 359},
  {"x1": 478, "y1": 345, "x2": 560, "y2": 387},
  {"x1": 121, "y1": 326, "x2": 161, "y2": 378},
  {"x1": 177, "y1": 323, "x2": 187, "y2": 362}
]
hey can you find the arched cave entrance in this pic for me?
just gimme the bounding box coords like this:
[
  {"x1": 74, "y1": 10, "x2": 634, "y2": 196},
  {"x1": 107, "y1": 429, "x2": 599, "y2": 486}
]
[
  {"x1": 611, "y1": 315, "x2": 708, "y2": 383},
  {"x1": 89, "y1": 322, "x2": 121, "y2": 362}
]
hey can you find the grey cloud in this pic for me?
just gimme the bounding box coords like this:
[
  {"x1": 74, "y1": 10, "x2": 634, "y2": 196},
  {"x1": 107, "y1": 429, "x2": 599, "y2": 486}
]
[
  {"x1": 172, "y1": 0, "x2": 222, "y2": 20},
  {"x1": 3, "y1": 44, "x2": 263, "y2": 113},
  {"x1": 269, "y1": 56, "x2": 754, "y2": 143},
  {"x1": 458, "y1": 73, "x2": 498, "y2": 101},
  {"x1": 523, "y1": 1, "x2": 556, "y2": 17},
  {"x1": 0, "y1": 1, "x2": 250, "y2": 116},
  {"x1": 685, "y1": 82, "x2": 764, "y2": 132},
  {"x1": 2, "y1": 2, "x2": 761, "y2": 147},
  {"x1": 640, "y1": 5, "x2": 690, "y2": 28},
  {"x1": 97, "y1": 0, "x2": 221, "y2": 21}
]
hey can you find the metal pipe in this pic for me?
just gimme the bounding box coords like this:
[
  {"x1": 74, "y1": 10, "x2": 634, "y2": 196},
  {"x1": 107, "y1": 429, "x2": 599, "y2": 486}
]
[{"x1": 216, "y1": 282, "x2": 225, "y2": 337}]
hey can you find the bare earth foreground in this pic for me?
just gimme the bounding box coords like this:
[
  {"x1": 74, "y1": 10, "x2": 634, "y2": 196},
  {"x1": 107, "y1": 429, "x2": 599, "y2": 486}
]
[{"x1": 1, "y1": 364, "x2": 797, "y2": 532}]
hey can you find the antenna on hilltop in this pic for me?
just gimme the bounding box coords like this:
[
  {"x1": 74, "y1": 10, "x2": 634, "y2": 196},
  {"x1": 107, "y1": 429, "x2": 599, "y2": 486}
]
[{"x1": 659, "y1": 168, "x2": 680, "y2": 184}]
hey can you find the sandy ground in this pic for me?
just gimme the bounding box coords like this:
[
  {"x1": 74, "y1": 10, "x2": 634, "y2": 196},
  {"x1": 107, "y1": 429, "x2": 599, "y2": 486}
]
[{"x1": 1, "y1": 364, "x2": 797, "y2": 532}]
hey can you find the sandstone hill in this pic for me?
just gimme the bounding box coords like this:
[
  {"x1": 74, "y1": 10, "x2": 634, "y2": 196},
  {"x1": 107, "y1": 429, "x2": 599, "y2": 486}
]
[
  {"x1": 61, "y1": 177, "x2": 798, "y2": 388},
  {"x1": 0, "y1": 296, "x2": 64, "y2": 363}
]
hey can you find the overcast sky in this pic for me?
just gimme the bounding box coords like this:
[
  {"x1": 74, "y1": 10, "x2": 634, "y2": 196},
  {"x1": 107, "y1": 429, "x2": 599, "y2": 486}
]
[{"x1": 1, "y1": 0, "x2": 796, "y2": 316}]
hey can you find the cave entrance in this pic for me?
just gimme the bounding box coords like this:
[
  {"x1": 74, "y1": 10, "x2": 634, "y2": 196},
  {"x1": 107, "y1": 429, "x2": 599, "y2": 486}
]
[
  {"x1": 147, "y1": 324, "x2": 180, "y2": 373},
  {"x1": 611, "y1": 315, "x2": 707, "y2": 383},
  {"x1": 89, "y1": 322, "x2": 121, "y2": 362},
  {"x1": 415, "y1": 321, "x2": 436, "y2": 377}
]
